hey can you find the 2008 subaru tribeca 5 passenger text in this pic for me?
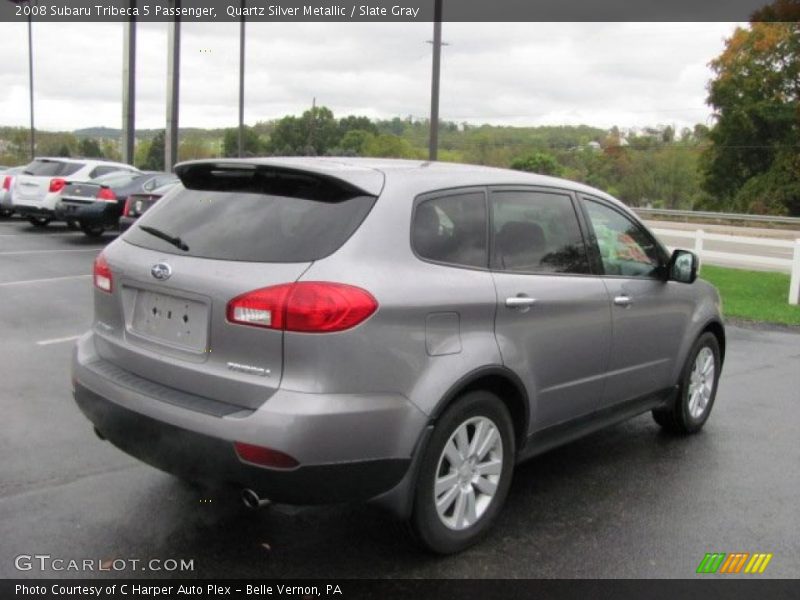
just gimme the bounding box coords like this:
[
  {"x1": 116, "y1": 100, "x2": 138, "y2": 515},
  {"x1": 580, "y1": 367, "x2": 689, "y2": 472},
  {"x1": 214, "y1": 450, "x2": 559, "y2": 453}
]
[{"x1": 72, "y1": 158, "x2": 724, "y2": 553}]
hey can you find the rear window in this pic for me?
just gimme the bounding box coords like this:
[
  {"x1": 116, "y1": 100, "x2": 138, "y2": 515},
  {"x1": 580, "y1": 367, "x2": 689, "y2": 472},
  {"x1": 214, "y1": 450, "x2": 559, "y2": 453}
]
[
  {"x1": 92, "y1": 171, "x2": 141, "y2": 187},
  {"x1": 124, "y1": 170, "x2": 376, "y2": 262},
  {"x1": 23, "y1": 159, "x2": 84, "y2": 177}
]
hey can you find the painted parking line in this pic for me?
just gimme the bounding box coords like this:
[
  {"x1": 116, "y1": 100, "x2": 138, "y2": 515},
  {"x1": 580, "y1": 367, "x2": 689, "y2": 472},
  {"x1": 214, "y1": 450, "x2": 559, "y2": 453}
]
[
  {"x1": 36, "y1": 335, "x2": 82, "y2": 346},
  {"x1": 0, "y1": 232, "x2": 79, "y2": 237},
  {"x1": 0, "y1": 274, "x2": 91, "y2": 287},
  {"x1": 0, "y1": 248, "x2": 99, "y2": 256}
]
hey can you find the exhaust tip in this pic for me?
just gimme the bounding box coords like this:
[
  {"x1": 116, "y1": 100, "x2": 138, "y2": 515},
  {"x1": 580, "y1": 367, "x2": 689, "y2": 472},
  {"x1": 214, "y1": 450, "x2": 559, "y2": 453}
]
[
  {"x1": 241, "y1": 488, "x2": 270, "y2": 510},
  {"x1": 94, "y1": 427, "x2": 106, "y2": 441}
]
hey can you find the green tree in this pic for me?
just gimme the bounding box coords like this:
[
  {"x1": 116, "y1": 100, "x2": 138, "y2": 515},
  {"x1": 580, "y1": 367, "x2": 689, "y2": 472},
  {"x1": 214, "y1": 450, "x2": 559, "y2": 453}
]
[
  {"x1": 222, "y1": 126, "x2": 263, "y2": 157},
  {"x1": 339, "y1": 129, "x2": 374, "y2": 155},
  {"x1": 702, "y1": 8, "x2": 800, "y2": 215},
  {"x1": 510, "y1": 152, "x2": 563, "y2": 176},
  {"x1": 338, "y1": 115, "x2": 378, "y2": 138},
  {"x1": 180, "y1": 134, "x2": 216, "y2": 161},
  {"x1": 267, "y1": 105, "x2": 340, "y2": 155},
  {"x1": 100, "y1": 139, "x2": 121, "y2": 162},
  {"x1": 139, "y1": 130, "x2": 165, "y2": 171},
  {"x1": 362, "y1": 134, "x2": 421, "y2": 158},
  {"x1": 78, "y1": 138, "x2": 103, "y2": 158}
]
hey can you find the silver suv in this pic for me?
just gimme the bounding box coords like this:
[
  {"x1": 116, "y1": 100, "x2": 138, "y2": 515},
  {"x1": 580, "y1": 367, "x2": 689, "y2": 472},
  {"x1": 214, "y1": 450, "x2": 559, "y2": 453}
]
[{"x1": 72, "y1": 158, "x2": 724, "y2": 553}]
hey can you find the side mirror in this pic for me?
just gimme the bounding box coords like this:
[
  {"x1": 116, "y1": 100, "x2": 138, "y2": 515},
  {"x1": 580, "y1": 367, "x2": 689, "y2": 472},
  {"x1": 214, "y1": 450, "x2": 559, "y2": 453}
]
[{"x1": 668, "y1": 249, "x2": 699, "y2": 284}]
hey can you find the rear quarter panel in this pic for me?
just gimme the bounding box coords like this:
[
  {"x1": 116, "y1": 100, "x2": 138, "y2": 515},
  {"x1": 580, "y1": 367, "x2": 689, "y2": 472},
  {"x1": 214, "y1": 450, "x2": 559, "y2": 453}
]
[{"x1": 281, "y1": 178, "x2": 503, "y2": 417}]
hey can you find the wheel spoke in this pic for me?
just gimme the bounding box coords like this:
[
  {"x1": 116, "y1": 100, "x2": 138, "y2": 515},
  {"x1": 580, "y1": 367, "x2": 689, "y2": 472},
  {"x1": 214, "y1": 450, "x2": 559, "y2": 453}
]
[
  {"x1": 436, "y1": 483, "x2": 459, "y2": 513},
  {"x1": 702, "y1": 354, "x2": 713, "y2": 376},
  {"x1": 468, "y1": 420, "x2": 487, "y2": 457},
  {"x1": 455, "y1": 425, "x2": 470, "y2": 459},
  {"x1": 474, "y1": 474, "x2": 498, "y2": 496},
  {"x1": 443, "y1": 439, "x2": 463, "y2": 468},
  {"x1": 476, "y1": 458, "x2": 502, "y2": 477},
  {"x1": 453, "y1": 489, "x2": 467, "y2": 528},
  {"x1": 476, "y1": 426, "x2": 499, "y2": 460},
  {"x1": 435, "y1": 472, "x2": 458, "y2": 497},
  {"x1": 464, "y1": 488, "x2": 478, "y2": 526}
]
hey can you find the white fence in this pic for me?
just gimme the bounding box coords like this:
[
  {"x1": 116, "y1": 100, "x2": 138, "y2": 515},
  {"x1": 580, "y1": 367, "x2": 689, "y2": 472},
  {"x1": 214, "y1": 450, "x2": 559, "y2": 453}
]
[{"x1": 651, "y1": 228, "x2": 800, "y2": 306}]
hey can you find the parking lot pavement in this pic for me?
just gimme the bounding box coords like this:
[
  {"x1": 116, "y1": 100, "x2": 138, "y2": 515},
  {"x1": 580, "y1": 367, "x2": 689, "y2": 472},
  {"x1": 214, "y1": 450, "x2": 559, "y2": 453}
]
[{"x1": 0, "y1": 216, "x2": 798, "y2": 579}]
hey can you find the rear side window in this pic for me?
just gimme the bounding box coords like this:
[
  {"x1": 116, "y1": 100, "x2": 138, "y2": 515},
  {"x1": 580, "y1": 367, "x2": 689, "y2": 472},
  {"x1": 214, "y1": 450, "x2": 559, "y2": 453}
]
[
  {"x1": 491, "y1": 190, "x2": 590, "y2": 274},
  {"x1": 23, "y1": 160, "x2": 84, "y2": 177},
  {"x1": 412, "y1": 192, "x2": 488, "y2": 268},
  {"x1": 124, "y1": 173, "x2": 376, "y2": 263}
]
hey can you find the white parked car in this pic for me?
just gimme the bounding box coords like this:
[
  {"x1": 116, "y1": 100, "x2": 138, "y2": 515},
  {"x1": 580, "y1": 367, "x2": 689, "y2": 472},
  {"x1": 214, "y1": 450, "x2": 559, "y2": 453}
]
[
  {"x1": 1, "y1": 166, "x2": 24, "y2": 217},
  {"x1": 12, "y1": 158, "x2": 139, "y2": 227}
]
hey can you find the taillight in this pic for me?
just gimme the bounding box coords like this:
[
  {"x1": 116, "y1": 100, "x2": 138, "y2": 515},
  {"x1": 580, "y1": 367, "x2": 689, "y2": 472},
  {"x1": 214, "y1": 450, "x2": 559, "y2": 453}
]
[
  {"x1": 49, "y1": 178, "x2": 66, "y2": 193},
  {"x1": 93, "y1": 253, "x2": 112, "y2": 293},
  {"x1": 122, "y1": 197, "x2": 132, "y2": 216},
  {"x1": 97, "y1": 188, "x2": 116, "y2": 202},
  {"x1": 234, "y1": 442, "x2": 299, "y2": 469},
  {"x1": 226, "y1": 282, "x2": 378, "y2": 333},
  {"x1": 2, "y1": 176, "x2": 10, "y2": 191}
]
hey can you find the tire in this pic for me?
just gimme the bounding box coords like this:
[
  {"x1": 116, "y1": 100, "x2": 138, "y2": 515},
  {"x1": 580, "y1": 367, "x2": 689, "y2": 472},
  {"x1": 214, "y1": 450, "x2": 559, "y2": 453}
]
[
  {"x1": 80, "y1": 223, "x2": 105, "y2": 238},
  {"x1": 0, "y1": 209, "x2": 13, "y2": 218},
  {"x1": 409, "y1": 390, "x2": 515, "y2": 554},
  {"x1": 653, "y1": 332, "x2": 721, "y2": 434},
  {"x1": 27, "y1": 216, "x2": 51, "y2": 227}
]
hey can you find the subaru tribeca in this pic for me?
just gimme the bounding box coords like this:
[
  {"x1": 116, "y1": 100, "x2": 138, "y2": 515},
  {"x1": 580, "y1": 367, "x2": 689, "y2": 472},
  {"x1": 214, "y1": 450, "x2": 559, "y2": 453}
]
[{"x1": 72, "y1": 158, "x2": 724, "y2": 553}]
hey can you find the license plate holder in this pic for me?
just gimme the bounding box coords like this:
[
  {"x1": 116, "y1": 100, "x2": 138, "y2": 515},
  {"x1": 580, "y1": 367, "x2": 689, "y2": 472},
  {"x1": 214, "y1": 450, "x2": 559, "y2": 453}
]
[{"x1": 130, "y1": 289, "x2": 208, "y2": 352}]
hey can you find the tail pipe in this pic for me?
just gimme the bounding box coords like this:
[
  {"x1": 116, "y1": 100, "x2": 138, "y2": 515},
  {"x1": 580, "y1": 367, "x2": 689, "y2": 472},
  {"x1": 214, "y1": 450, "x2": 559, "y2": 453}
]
[{"x1": 241, "y1": 488, "x2": 270, "y2": 510}]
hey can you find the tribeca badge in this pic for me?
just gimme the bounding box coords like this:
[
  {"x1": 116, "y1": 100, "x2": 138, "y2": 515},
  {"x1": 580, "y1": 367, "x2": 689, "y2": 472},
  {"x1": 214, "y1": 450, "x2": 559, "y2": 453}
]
[{"x1": 696, "y1": 552, "x2": 773, "y2": 574}]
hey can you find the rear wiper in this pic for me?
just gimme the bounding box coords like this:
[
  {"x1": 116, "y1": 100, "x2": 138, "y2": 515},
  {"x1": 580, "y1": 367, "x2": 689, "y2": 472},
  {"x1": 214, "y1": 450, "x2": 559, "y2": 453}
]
[{"x1": 138, "y1": 225, "x2": 189, "y2": 252}]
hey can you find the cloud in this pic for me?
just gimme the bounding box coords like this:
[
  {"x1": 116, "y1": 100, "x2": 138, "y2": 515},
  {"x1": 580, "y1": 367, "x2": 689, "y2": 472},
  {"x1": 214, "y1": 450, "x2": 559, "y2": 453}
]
[{"x1": 0, "y1": 21, "x2": 737, "y2": 131}]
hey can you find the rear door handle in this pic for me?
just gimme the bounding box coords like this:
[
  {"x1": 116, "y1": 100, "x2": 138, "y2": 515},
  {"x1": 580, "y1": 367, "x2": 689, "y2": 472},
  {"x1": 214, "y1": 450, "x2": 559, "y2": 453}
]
[
  {"x1": 613, "y1": 295, "x2": 632, "y2": 307},
  {"x1": 505, "y1": 296, "x2": 537, "y2": 309}
]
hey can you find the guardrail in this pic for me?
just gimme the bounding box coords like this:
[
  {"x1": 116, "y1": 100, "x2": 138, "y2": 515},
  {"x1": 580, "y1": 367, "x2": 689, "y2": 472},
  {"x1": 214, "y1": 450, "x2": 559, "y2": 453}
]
[
  {"x1": 635, "y1": 207, "x2": 800, "y2": 226},
  {"x1": 652, "y1": 228, "x2": 800, "y2": 305}
]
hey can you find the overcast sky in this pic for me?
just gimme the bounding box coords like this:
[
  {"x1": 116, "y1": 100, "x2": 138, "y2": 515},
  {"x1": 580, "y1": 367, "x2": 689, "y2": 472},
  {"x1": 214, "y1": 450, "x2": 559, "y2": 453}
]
[{"x1": 0, "y1": 21, "x2": 739, "y2": 132}]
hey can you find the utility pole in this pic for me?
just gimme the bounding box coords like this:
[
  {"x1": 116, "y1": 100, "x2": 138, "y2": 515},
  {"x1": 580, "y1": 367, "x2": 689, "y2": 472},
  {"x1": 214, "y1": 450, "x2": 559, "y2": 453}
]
[
  {"x1": 237, "y1": 3, "x2": 245, "y2": 157},
  {"x1": 307, "y1": 96, "x2": 316, "y2": 154},
  {"x1": 121, "y1": 15, "x2": 136, "y2": 165},
  {"x1": 165, "y1": 5, "x2": 181, "y2": 172},
  {"x1": 27, "y1": 7, "x2": 35, "y2": 159},
  {"x1": 428, "y1": 0, "x2": 443, "y2": 162}
]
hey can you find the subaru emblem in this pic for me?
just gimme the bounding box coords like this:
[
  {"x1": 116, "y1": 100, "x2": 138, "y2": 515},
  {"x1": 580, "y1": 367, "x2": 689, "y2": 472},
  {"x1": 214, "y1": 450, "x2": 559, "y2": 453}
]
[{"x1": 151, "y1": 263, "x2": 172, "y2": 281}]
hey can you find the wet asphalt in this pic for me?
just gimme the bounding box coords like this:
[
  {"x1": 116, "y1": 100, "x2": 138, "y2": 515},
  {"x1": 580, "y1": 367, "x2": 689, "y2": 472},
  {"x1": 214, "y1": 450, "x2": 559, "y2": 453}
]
[{"x1": 0, "y1": 217, "x2": 798, "y2": 579}]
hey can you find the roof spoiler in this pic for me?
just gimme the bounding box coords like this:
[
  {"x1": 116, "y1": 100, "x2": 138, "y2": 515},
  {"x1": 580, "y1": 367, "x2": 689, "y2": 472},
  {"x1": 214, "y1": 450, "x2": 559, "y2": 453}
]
[{"x1": 174, "y1": 159, "x2": 384, "y2": 199}]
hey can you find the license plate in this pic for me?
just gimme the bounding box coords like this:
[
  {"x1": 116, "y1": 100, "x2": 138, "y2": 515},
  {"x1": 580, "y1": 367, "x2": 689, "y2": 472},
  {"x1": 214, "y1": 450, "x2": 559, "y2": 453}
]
[{"x1": 130, "y1": 289, "x2": 208, "y2": 351}]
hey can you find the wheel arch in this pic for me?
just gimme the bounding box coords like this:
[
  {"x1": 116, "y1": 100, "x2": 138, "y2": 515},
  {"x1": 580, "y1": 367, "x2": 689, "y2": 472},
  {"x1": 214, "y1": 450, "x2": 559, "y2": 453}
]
[
  {"x1": 701, "y1": 319, "x2": 726, "y2": 365},
  {"x1": 429, "y1": 365, "x2": 530, "y2": 451}
]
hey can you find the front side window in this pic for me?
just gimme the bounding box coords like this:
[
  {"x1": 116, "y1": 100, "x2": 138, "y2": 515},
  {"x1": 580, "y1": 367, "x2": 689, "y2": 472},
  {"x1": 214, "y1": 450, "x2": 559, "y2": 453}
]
[
  {"x1": 412, "y1": 192, "x2": 488, "y2": 268},
  {"x1": 491, "y1": 190, "x2": 590, "y2": 274},
  {"x1": 583, "y1": 199, "x2": 662, "y2": 278}
]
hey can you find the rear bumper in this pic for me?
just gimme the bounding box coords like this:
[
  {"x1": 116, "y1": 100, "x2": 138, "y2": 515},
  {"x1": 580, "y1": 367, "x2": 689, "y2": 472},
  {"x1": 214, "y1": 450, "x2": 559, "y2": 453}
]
[
  {"x1": 119, "y1": 215, "x2": 137, "y2": 231},
  {"x1": 56, "y1": 201, "x2": 119, "y2": 225},
  {"x1": 71, "y1": 332, "x2": 424, "y2": 504},
  {"x1": 15, "y1": 205, "x2": 55, "y2": 218}
]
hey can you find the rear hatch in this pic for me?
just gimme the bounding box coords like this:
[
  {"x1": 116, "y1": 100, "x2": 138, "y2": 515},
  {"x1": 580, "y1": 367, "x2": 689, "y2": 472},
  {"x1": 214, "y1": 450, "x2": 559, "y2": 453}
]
[
  {"x1": 94, "y1": 161, "x2": 382, "y2": 411},
  {"x1": 14, "y1": 159, "x2": 84, "y2": 204}
]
